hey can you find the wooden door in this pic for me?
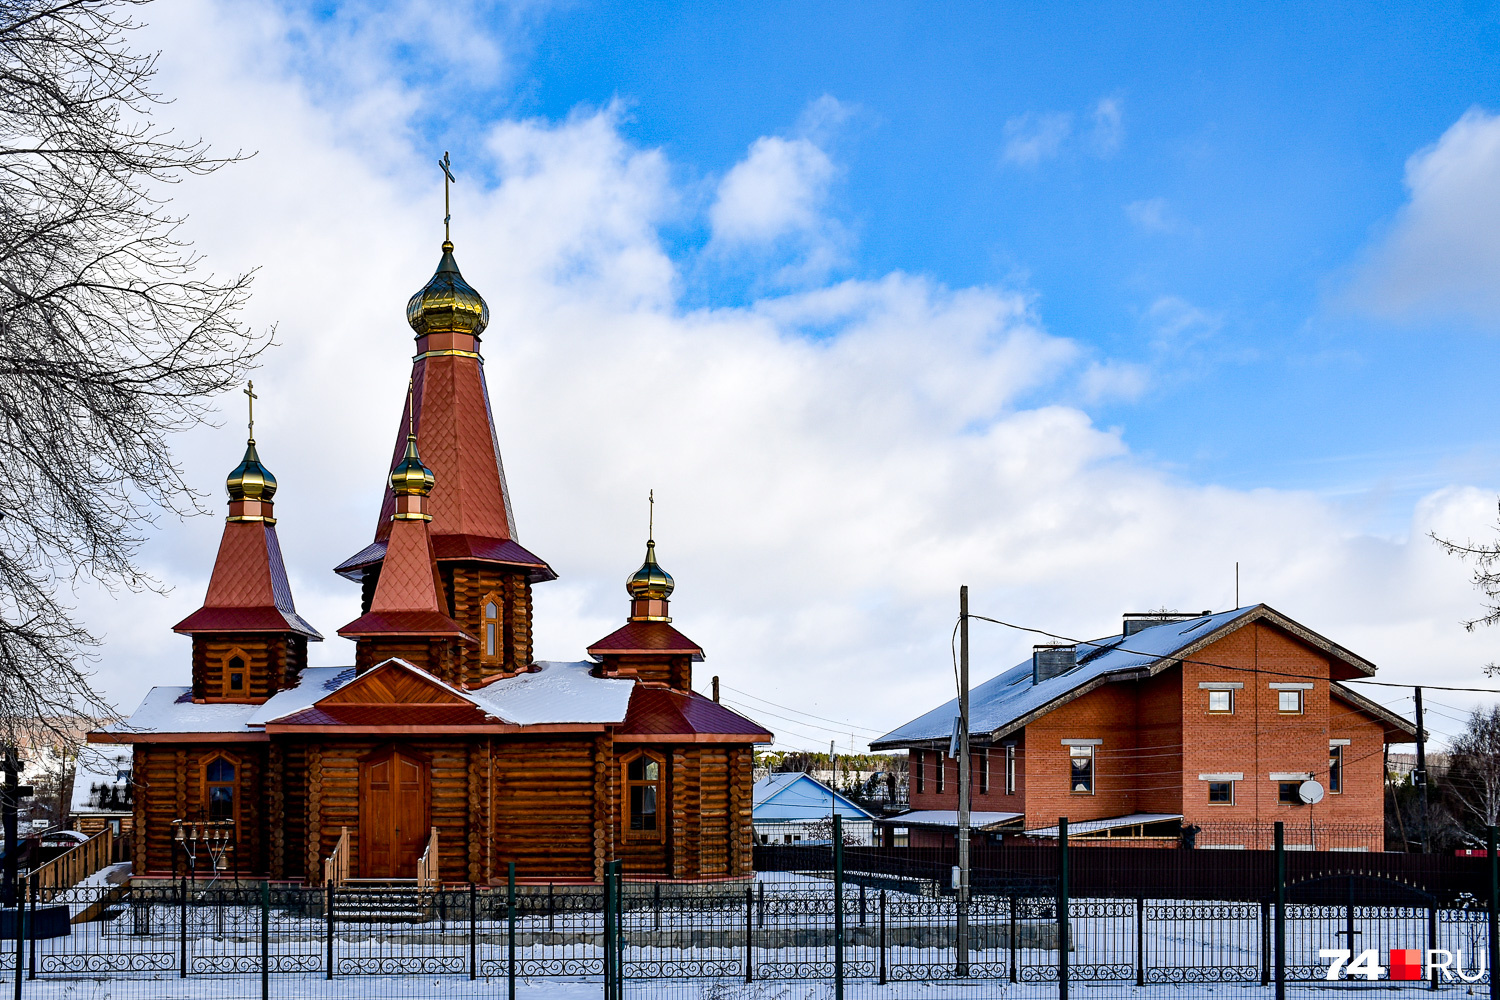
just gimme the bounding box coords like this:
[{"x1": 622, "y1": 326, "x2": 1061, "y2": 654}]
[{"x1": 359, "y1": 749, "x2": 429, "y2": 879}]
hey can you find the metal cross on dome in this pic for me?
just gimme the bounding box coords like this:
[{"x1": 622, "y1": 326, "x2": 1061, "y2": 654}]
[
  {"x1": 244, "y1": 381, "x2": 256, "y2": 442},
  {"x1": 438, "y1": 151, "x2": 456, "y2": 242}
]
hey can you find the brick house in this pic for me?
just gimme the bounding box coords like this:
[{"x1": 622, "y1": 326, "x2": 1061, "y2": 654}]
[{"x1": 870, "y1": 606, "x2": 1416, "y2": 851}]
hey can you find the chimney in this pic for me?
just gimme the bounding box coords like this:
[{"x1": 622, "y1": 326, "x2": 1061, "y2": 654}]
[
  {"x1": 1032, "y1": 644, "x2": 1076, "y2": 684},
  {"x1": 1122, "y1": 610, "x2": 1212, "y2": 636}
]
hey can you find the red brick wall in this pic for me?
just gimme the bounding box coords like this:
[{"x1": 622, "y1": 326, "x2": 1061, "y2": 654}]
[
  {"x1": 907, "y1": 732, "x2": 1026, "y2": 814},
  {"x1": 1024, "y1": 682, "x2": 1143, "y2": 826}
]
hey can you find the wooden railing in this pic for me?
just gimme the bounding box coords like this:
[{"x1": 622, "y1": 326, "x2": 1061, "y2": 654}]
[
  {"x1": 416, "y1": 827, "x2": 438, "y2": 892},
  {"x1": 323, "y1": 826, "x2": 349, "y2": 887},
  {"x1": 32, "y1": 828, "x2": 114, "y2": 899}
]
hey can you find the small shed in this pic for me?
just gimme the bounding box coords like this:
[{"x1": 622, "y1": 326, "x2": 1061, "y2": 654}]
[
  {"x1": 68, "y1": 747, "x2": 133, "y2": 847},
  {"x1": 753, "y1": 772, "x2": 875, "y2": 846}
]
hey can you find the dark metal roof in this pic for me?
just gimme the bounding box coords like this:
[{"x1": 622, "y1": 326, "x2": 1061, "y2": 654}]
[{"x1": 334, "y1": 536, "x2": 556, "y2": 583}]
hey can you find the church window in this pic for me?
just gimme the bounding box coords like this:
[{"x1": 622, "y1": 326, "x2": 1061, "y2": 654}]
[
  {"x1": 481, "y1": 595, "x2": 502, "y2": 663},
  {"x1": 205, "y1": 757, "x2": 238, "y2": 825},
  {"x1": 221, "y1": 651, "x2": 249, "y2": 699},
  {"x1": 624, "y1": 753, "x2": 664, "y2": 840}
]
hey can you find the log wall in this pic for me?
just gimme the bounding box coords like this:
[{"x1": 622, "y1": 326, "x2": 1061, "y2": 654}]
[{"x1": 191, "y1": 634, "x2": 305, "y2": 702}]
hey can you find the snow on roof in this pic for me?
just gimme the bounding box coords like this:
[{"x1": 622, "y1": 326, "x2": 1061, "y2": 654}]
[
  {"x1": 100, "y1": 667, "x2": 355, "y2": 736},
  {"x1": 69, "y1": 746, "x2": 132, "y2": 814},
  {"x1": 752, "y1": 772, "x2": 874, "y2": 821},
  {"x1": 874, "y1": 810, "x2": 1023, "y2": 830},
  {"x1": 1025, "y1": 813, "x2": 1182, "y2": 838},
  {"x1": 463, "y1": 661, "x2": 634, "y2": 725},
  {"x1": 871, "y1": 607, "x2": 1259, "y2": 748}
]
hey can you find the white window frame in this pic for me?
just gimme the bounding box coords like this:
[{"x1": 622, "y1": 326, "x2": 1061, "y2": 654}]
[
  {"x1": 1207, "y1": 689, "x2": 1234, "y2": 714},
  {"x1": 1005, "y1": 745, "x2": 1016, "y2": 795},
  {"x1": 1069, "y1": 745, "x2": 1095, "y2": 795},
  {"x1": 978, "y1": 747, "x2": 989, "y2": 794},
  {"x1": 1277, "y1": 690, "x2": 1303, "y2": 714},
  {"x1": 1329, "y1": 741, "x2": 1346, "y2": 794}
]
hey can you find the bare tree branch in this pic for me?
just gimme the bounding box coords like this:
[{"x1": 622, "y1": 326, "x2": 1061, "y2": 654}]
[{"x1": 0, "y1": 0, "x2": 266, "y2": 749}]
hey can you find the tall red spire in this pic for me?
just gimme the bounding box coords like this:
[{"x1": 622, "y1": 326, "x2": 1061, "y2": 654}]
[
  {"x1": 340, "y1": 389, "x2": 470, "y2": 641},
  {"x1": 175, "y1": 390, "x2": 320, "y2": 640},
  {"x1": 334, "y1": 241, "x2": 554, "y2": 583}
]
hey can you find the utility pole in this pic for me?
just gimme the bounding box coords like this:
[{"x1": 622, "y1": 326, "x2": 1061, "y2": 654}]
[
  {"x1": 956, "y1": 585, "x2": 971, "y2": 976},
  {"x1": 1414, "y1": 686, "x2": 1429, "y2": 853}
]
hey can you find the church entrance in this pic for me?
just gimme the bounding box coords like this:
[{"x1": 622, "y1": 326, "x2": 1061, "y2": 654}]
[{"x1": 359, "y1": 747, "x2": 430, "y2": 879}]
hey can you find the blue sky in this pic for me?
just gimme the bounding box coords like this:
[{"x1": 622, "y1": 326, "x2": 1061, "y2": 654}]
[
  {"x1": 368, "y1": 1, "x2": 1500, "y2": 517},
  {"x1": 82, "y1": 1, "x2": 1500, "y2": 750}
]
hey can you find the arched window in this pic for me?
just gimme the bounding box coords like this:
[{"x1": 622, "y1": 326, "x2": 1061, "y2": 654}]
[
  {"x1": 221, "y1": 650, "x2": 249, "y2": 699},
  {"x1": 624, "y1": 753, "x2": 664, "y2": 841},
  {"x1": 481, "y1": 594, "x2": 502, "y2": 664},
  {"x1": 205, "y1": 757, "x2": 237, "y2": 825}
]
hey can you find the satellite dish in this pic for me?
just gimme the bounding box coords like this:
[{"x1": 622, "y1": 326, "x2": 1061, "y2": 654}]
[{"x1": 1299, "y1": 780, "x2": 1325, "y2": 804}]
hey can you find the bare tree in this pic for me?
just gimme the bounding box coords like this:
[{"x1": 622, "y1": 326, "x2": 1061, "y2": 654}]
[
  {"x1": 0, "y1": 0, "x2": 265, "y2": 746},
  {"x1": 1446, "y1": 706, "x2": 1500, "y2": 836},
  {"x1": 1432, "y1": 504, "x2": 1500, "y2": 674}
]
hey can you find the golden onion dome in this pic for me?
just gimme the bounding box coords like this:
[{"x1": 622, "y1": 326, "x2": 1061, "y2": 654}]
[
  {"x1": 226, "y1": 440, "x2": 277, "y2": 502},
  {"x1": 626, "y1": 540, "x2": 674, "y2": 601},
  {"x1": 390, "y1": 434, "x2": 436, "y2": 497},
  {"x1": 406, "y1": 241, "x2": 490, "y2": 339}
]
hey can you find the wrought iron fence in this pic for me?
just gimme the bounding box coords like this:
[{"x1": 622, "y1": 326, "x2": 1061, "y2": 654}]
[{"x1": 0, "y1": 822, "x2": 1492, "y2": 999}]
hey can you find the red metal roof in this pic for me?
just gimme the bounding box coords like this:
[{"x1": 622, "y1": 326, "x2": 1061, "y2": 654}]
[
  {"x1": 335, "y1": 536, "x2": 553, "y2": 581},
  {"x1": 587, "y1": 621, "x2": 705, "y2": 661},
  {"x1": 337, "y1": 519, "x2": 470, "y2": 639},
  {"x1": 174, "y1": 521, "x2": 320, "y2": 638},
  {"x1": 270, "y1": 703, "x2": 493, "y2": 727},
  {"x1": 618, "y1": 687, "x2": 771, "y2": 740},
  {"x1": 336, "y1": 351, "x2": 556, "y2": 583}
]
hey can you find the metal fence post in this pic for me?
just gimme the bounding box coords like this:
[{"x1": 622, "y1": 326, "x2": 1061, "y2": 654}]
[
  {"x1": 878, "y1": 889, "x2": 887, "y2": 985},
  {"x1": 833, "y1": 814, "x2": 845, "y2": 1000},
  {"x1": 1275, "y1": 821, "x2": 1286, "y2": 1000},
  {"x1": 603, "y1": 862, "x2": 614, "y2": 1000},
  {"x1": 508, "y1": 863, "x2": 517, "y2": 1000},
  {"x1": 179, "y1": 875, "x2": 188, "y2": 979},
  {"x1": 325, "y1": 880, "x2": 334, "y2": 981},
  {"x1": 260, "y1": 880, "x2": 269, "y2": 1000},
  {"x1": 1134, "y1": 896, "x2": 1144, "y2": 986},
  {"x1": 12, "y1": 873, "x2": 24, "y2": 1000},
  {"x1": 469, "y1": 882, "x2": 477, "y2": 981},
  {"x1": 26, "y1": 874, "x2": 35, "y2": 980},
  {"x1": 1058, "y1": 817, "x2": 1069, "y2": 1000},
  {"x1": 614, "y1": 861, "x2": 625, "y2": 1000},
  {"x1": 1489, "y1": 825, "x2": 1497, "y2": 1000},
  {"x1": 1427, "y1": 904, "x2": 1438, "y2": 992},
  {"x1": 1008, "y1": 893, "x2": 1017, "y2": 984},
  {"x1": 743, "y1": 886, "x2": 753, "y2": 983},
  {"x1": 1260, "y1": 899, "x2": 1270, "y2": 986}
]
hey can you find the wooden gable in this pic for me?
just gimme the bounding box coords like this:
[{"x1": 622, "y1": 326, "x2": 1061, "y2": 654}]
[{"x1": 319, "y1": 659, "x2": 470, "y2": 707}]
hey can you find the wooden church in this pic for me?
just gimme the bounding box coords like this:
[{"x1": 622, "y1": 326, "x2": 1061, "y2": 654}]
[{"x1": 91, "y1": 225, "x2": 772, "y2": 884}]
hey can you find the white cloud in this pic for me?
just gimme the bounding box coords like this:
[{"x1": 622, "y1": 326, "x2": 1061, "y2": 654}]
[
  {"x1": 709, "y1": 136, "x2": 837, "y2": 247},
  {"x1": 1001, "y1": 112, "x2": 1073, "y2": 167},
  {"x1": 1125, "y1": 197, "x2": 1174, "y2": 233},
  {"x1": 1089, "y1": 96, "x2": 1124, "y2": 158},
  {"x1": 75, "y1": 2, "x2": 1500, "y2": 753},
  {"x1": 1351, "y1": 108, "x2": 1500, "y2": 327},
  {"x1": 1079, "y1": 360, "x2": 1150, "y2": 404},
  {"x1": 1146, "y1": 294, "x2": 1221, "y2": 348}
]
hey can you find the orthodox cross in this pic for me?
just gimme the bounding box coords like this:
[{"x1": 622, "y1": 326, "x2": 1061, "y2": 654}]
[
  {"x1": 244, "y1": 381, "x2": 257, "y2": 442},
  {"x1": 648, "y1": 488, "x2": 654, "y2": 541},
  {"x1": 407, "y1": 378, "x2": 417, "y2": 438},
  {"x1": 438, "y1": 151, "x2": 456, "y2": 242}
]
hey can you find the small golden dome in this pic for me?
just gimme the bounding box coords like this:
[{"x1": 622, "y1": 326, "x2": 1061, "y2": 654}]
[
  {"x1": 406, "y1": 242, "x2": 489, "y2": 339},
  {"x1": 390, "y1": 434, "x2": 435, "y2": 497},
  {"x1": 626, "y1": 540, "x2": 674, "y2": 601},
  {"x1": 227, "y1": 440, "x2": 277, "y2": 502}
]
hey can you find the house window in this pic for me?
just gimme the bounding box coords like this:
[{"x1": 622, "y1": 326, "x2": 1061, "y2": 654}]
[
  {"x1": 1069, "y1": 746, "x2": 1094, "y2": 795},
  {"x1": 625, "y1": 754, "x2": 663, "y2": 838},
  {"x1": 1278, "y1": 690, "x2": 1303, "y2": 714},
  {"x1": 1005, "y1": 745, "x2": 1016, "y2": 795},
  {"x1": 1207, "y1": 689, "x2": 1233, "y2": 714},
  {"x1": 935, "y1": 751, "x2": 945, "y2": 793},
  {"x1": 205, "y1": 757, "x2": 237, "y2": 824},
  {"x1": 1278, "y1": 781, "x2": 1301, "y2": 804},
  {"x1": 978, "y1": 748, "x2": 989, "y2": 793},
  {"x1": 481, "y1": 596, "x2": 502, "y2": 663},
  {"x1": 1329, "y1": 744, "x2": 1343, "y2": 794},
  {"x1": 1207, "y1": 781, "x2": 1234, "y2": 804},
  {"x1": 914, "y1": 751, "x2": 924, "y2": 794},
  {"x1": 891, "y1": 827, "x2": 909, "y2": 848}
]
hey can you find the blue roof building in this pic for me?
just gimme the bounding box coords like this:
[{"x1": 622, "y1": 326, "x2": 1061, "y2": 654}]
[{"x1": 753, "y1": 772, "x2": 875, "y2": 845}]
